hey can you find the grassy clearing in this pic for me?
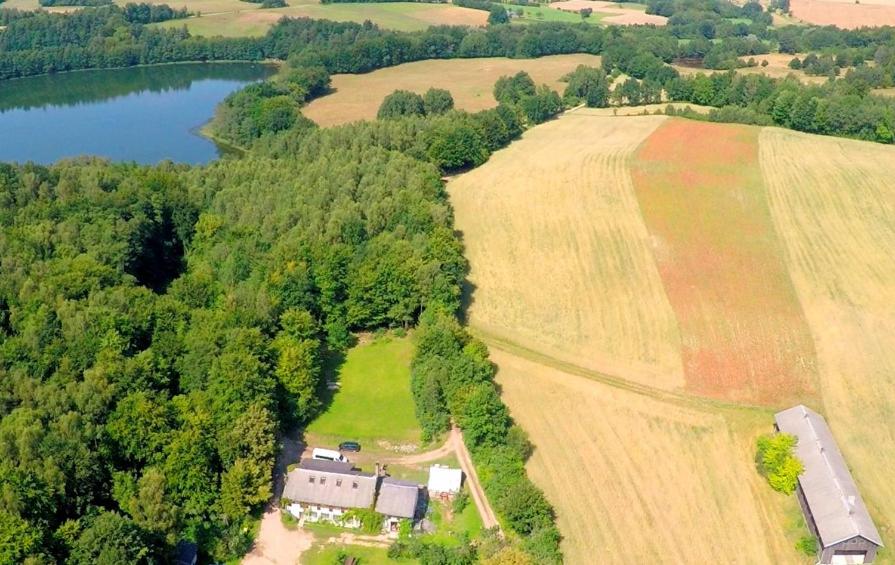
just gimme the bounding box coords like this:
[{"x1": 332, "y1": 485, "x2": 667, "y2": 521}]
[
  {"x1": 630, "y1": 119, "x2": 817, "y2": 406},
  {"x1": 305, "y1": 334, "x2": 421, "y2": 448},
  {"x1": 422, "y1": 490, "x2": 483, "y2": 546},
  {"x1": 449, "y1": 113, "x2": 685, "y2": 391},
  {"x1": 491, "y1": 346, "x2": 805, "y2": 565},
  {"x1": 511, "y1": 5, "x2": 602, "y2": 25},
  {"x1": 152, "y1": 0, "x2": 486, "y2": 37},
  {"x1": 301, "y1": 543, "x2": 408, "y2": 565},
  {"x1": 760, "y1": 127, "x2": 895, "y2": 553},
  {"x1": 302, "y1": 54, "x2": 602, "y2": 127}
]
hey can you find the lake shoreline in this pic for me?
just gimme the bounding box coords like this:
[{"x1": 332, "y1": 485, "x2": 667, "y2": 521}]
[{"x1": 0, "y1": 58, "x2": 282, "y2": 84}]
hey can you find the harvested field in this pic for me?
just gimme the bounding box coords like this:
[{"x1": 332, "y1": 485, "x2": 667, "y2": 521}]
[
  {"x1": 789, "y1": 0, "x2": 895, "y2": 28},
  {"x1": 571, "y1": 103, "x2": 712, "y2": 116},
  {"x1": 549, "y1": 0, "x2": 668, "y2": 25},
  {"x1": 630, "y1": 120, "x2": 817, "y2": 405},
  {"x1": 154, "y1": 0, "x2": 486, "y2": 37},
  {"x1": 450, "y1": 113, "x2": 685, "y2": 390},
  {"x1": 760, "y1": 128, "x2": 895, "y2": 547},
  {"x1": 303, "y1": 54, "x2": 602, "y2": 127},
  {"x1": 673, "y1": 54, "x2": 827, "y2": 85},
  {"x1": 492, "y1": 347, "x2": 804, "y2": 565}
]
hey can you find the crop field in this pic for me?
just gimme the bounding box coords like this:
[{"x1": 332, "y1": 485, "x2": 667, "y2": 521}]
[
  {"x1": 789, "y1": 0, "x2": 895, "y2": 28},
  {"x1": 148, "y1": 0, "x2": 487, "y2": 37},
  {"x1": 548, "y1": 0, "x2": 667, "y2": 25},
  {"x1": 449, "y1": 113, "x2": 894, "y2": 562},
  {"x1": 760, "y1": 128, "x2": 895, "y2": 547},
  {"x1": 302, "y1": 54, "x2": 602, "y2": 127},
  {"x1": 305, "y1": 334, "x2": 421, "y2": 449},
  {"x1": 492, "y1": 347, "x2": 804, "y2": 565},
  {"x1": 630, "y1": 120, "x2": 817, "y2": 405},
  {"x1": 673, "y1": 54, "x2": 827, "y2": 85},
  {"x1": 449, "y1": 114, "x2": 685, "y2": 391}
]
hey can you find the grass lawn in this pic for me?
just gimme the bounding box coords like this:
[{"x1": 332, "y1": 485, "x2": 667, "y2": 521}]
[
  {"x1": 422, "y1": 487, "x2": 484, "y2": 546},
  {"x1": 386, "y1": 454, "x2": 460, "y2": 485},
  {"x1": 305, "y1": 334, "x2": 421, "y2": 449},
  {"x1": 301, "y1": 543, "x2": 415, "y2": 565},
  {"x1": 511, "y1": 5, "x2": 603, "y2": 25}
]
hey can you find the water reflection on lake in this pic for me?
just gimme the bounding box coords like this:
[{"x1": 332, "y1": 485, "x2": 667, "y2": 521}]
[{"x1": 0, "y1": 63, "x2": 276, "y2": 165}]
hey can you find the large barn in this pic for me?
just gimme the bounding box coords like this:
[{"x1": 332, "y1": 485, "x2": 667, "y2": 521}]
[{"x1": 775, "y1": 405, "x2": 884, "y2": 565}]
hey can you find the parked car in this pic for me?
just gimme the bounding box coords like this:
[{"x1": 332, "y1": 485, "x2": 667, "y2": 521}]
[
  {"x1": 339, "y1": 441, "x2": 361, "y2": 452},
  {"x1": 312, "y1": 447, "x2": 347, "y2": 462}
]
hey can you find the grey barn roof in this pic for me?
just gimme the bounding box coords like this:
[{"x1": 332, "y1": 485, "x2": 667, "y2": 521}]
[
  {"x1": 375, "y1": 477, "x2": 420, "y2": 519},
  {"x1": 283, "y1": 459, "x2": 376, "y2": 510},
  {"x1": 775, "y1": 405, "x2": 883, "y2": 548}
]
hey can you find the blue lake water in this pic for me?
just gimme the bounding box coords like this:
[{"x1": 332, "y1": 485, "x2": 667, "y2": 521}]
[{"x1": 0, "y1": 63, "x2": 276, "y2": 165}]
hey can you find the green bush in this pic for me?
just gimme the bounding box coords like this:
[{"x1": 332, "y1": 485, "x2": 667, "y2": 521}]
[
  {"x1": 452, "y1": 489, "x2": 470, "y2": 514},
  {"x1": 756, "y1": 433, "x2": 804, "y2": 494},
  {"x1": 796, "y1": 535, "x2": 817, "y2": 556}
]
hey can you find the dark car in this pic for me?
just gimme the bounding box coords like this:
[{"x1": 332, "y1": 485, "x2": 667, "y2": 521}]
[{"x1": 339, "y1": 441, "x2": 361, "y2": 452}]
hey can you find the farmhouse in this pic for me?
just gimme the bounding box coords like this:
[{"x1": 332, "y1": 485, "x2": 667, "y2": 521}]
[
  {"x1": 375, "y1": 477, "x2": 422, "y2": 531},
  {"x1": 775, "y1": 405, "x2": 884, "y2": 565},
  {"x1": 282, "y1": 459, "x2": 377, "y2": 528},
  {"x1": 427, "y1": 465, "x2": 463, "y2": 498}
]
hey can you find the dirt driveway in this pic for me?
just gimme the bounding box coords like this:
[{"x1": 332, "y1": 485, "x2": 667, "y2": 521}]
[{"x1": 242, "y1": 507, "x2": 313, "y2": 565}]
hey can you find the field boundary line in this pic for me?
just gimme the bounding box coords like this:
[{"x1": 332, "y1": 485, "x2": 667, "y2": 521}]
[{"x1": 473, "y1": 327, "x2": 774, "y2": 416}]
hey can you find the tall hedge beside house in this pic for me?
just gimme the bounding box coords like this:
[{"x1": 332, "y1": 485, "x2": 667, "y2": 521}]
[{"x1": 411, "y1": 310, "x2": 562, "y2": 563}]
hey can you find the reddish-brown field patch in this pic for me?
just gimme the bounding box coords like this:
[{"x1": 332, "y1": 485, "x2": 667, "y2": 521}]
[
  {"x1": 631, "y1": 120, "x2": 817, "y2": 405},
  {"x1": 790, "y1": 0, "x2": 895, "y2": 28}
]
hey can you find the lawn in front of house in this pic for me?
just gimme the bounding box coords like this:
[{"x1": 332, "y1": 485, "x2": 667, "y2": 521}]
[
  {"x1": 305, "y1": 333, "x2": 422, "y2": 450},
  {"x1": 301, "y1": 543, "x2": 416, "y2": 565}
]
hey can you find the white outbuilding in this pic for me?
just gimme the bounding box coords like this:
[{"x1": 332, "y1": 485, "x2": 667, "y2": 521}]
[{"x1": 427, "y1": 464, "x2": 463, "y2": 497}]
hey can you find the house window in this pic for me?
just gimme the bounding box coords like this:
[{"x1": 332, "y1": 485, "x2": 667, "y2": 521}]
[
  {"x1": 308, "y1": 476, "x2": 315, "y2": 484},
  {"x1": 336, "y1": 479, "x2": 342, "y2": 487},
  {"x1": 320, "y1": 477, "x2": 326, "y2": 485},
  {"x1": 352, "y1": 482, "x2": 358, "y2": 489}
]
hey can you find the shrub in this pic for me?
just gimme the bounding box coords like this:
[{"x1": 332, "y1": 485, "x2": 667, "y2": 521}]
[
  {"x1": 423, "y1": 88, "x2": 455, "y2": 115},
  {"x1": 756, "y1": 433, "x2": 804, "y2": 494},
  {"x1": 452, "y1": 489, "x2": 470, "y2": 514},
  {"x1": 378, "y1": 90, "x2": 426, "y2": 120},
  {"x1": 796, "y1": 535, "x2": 817, "y2": 556}
]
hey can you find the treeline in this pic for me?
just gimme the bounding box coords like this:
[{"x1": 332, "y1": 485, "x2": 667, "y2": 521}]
[
  {"x1": 39, "y1": 0, "x2": 111, "y2": 6},
  {"x1": 0, "y1": 6, "x2": 265, "y2": 80},
  {"x1": 410, "y1": 311, "x2": 562, "y2": 562},
  {"x1": 122, "y1": 2, "x2": 192, "y2": 24}
]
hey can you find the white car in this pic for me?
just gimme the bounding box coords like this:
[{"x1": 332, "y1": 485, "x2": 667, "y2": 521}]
[{"x1": 311, "y1": 447, "x2": 347, "y2": 463}]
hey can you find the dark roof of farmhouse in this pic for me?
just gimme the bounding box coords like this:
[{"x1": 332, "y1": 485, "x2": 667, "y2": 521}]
[
  {"x1": 282, "y1": 459, "x2": 376, "y2": 509},
  {"x1": 775, "y1": 405, "x2": 883, "y2": 548},
  {"x1": 375, "y1": 477, "x2": 420, "y2": 519}
]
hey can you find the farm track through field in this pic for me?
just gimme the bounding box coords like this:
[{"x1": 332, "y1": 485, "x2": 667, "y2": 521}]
[{"x1": 491, "y1": 345, "x2": 800, "y2": 564}]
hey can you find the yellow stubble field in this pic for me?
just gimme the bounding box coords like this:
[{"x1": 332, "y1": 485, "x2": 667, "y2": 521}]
[
  {"x1": 448, "y1": 113, "x2": 685, "y2": 391},
  {"x1": 760, "y1": 128, "x2": 895, "y2": 549}
]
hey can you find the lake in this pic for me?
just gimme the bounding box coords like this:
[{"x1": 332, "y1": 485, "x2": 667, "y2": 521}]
[{"x1": 0, "y1": 63, "x2": 276, "y2": 165}]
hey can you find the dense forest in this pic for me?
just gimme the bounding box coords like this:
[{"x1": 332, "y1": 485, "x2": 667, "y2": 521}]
[
  {"x1": 0, "y1": 117, "x2": 473, "y2": 562},
  {"x1": 4, "y1": 0, "x2": 895, "y2": 562}
]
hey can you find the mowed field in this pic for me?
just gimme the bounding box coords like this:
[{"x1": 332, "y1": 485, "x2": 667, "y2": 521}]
[
  {"x1": 147, "y1": 0, "x2": 486, "y2": 37},
  {"x1": 493, "y1": 347, "x2": 804, "y2": 565},
  {"x1": 760, "y1": 128, "x2": 895, "y2": 548},
  {"x1": 450, "y1": 113, "x2": 684, "y2": 390},
  {"x1": 305, "y1": 334, "x2": 422, "y2": 449},
  {"x1": 448, "y1": 113, "x2": 895, "y2": 562},
  {"x1": 302, "y1": 54, "x2": 602, "y2": 126},
  {"x1": 789, "y1": 0, "x2": 895, "y2": 28}
]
